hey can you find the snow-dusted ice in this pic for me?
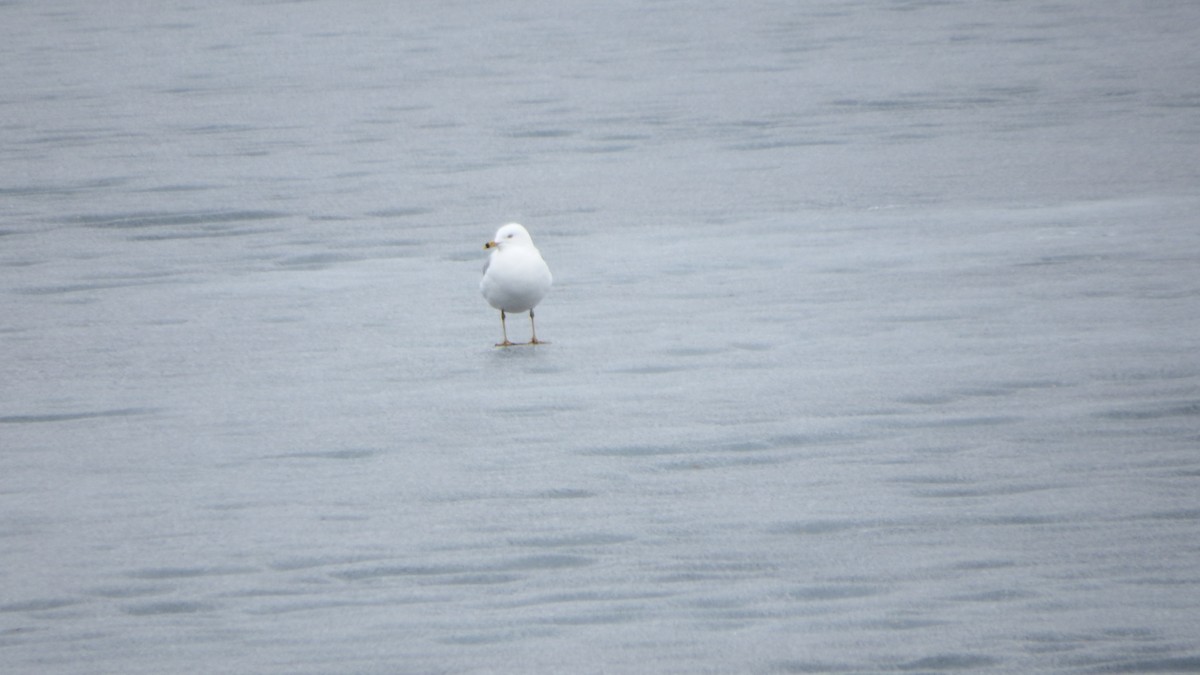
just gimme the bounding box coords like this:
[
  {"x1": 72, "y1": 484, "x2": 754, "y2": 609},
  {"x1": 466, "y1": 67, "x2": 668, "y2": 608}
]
[{"x1": 480, "y1": 223, "x2": 553, "y2": 346}]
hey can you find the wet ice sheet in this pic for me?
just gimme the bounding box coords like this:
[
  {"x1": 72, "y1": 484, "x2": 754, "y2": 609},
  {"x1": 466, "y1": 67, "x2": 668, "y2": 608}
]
[
  {"x1": 3, "y1": 1, "x2": 1200, "y2": 673},
  {"x1": 4, "y1": 200, "x2": 1198, "y2": 674}
]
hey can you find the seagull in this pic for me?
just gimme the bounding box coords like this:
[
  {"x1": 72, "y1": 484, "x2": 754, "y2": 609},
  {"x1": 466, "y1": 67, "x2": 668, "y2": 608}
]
[{"x1": 480, "y1": 223, "x2": 552, "y2": 347}]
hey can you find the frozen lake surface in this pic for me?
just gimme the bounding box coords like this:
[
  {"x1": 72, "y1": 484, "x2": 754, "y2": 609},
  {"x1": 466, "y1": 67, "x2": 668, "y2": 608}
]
[{"x1": 3, "y1": 1, "x2": 1200, "y2": 672}]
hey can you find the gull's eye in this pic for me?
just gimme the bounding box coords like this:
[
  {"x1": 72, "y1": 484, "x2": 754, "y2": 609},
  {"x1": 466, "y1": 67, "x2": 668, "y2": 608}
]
[{"x1": 506, "y1": 233, "x2": 514, "y2": 238}]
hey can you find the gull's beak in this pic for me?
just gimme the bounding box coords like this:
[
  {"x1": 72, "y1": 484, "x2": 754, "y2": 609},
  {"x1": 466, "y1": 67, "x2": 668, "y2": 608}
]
[{"x1": 484, "y1": 240, "x2": 497, "y2": 250}]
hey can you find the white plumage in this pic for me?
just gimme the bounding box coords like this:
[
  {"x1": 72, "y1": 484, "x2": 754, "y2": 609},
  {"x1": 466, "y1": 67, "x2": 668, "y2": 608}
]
[{"x1": 480, "y1": 223, "x2": 552, "y2": 346}]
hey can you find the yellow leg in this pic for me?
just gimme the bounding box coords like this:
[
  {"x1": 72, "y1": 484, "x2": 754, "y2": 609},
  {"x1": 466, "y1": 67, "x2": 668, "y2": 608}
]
[
  {"x1": 496, "y1": 310, "x2": 514, "y2": 347},
  {"x1": 529, "y1": 309, "x2": 545, "y2": 344}
]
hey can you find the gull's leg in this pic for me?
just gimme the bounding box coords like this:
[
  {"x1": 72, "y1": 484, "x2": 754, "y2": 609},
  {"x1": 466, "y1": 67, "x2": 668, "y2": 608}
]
[
  {"x1": 528, "y1": 309, "x2": 544, "y2": 345},
  {"x1": 496, "y1": 310, "x2": 513, "y2": 347}
]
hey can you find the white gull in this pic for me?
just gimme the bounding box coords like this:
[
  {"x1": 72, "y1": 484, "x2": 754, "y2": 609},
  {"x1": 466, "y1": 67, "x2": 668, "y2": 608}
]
[{"x1": 480, "y1": 223, "x2": 552, "y2": 346}]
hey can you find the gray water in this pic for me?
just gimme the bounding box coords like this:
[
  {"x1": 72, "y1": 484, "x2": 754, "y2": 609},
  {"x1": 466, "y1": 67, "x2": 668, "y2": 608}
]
[{"x1": 3, "y1": 1, "x2": 1200, "y2": 673}]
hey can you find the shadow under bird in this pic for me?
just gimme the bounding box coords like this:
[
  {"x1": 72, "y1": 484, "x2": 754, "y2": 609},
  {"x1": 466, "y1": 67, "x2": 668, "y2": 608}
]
[{"x1": 480, "y1": 223, "x2": 552, "y2": 347}]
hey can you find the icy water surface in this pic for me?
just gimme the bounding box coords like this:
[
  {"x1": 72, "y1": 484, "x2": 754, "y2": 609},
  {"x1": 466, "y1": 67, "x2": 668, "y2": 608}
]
[{"x1": 3, "y1": 1, "x2": 1200, "y2": 673}]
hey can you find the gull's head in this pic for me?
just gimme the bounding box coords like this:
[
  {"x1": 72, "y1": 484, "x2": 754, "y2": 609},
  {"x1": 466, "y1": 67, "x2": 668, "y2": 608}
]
[{"x1": 484, "y1": 222, "x2": 534, "y2": 250}]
